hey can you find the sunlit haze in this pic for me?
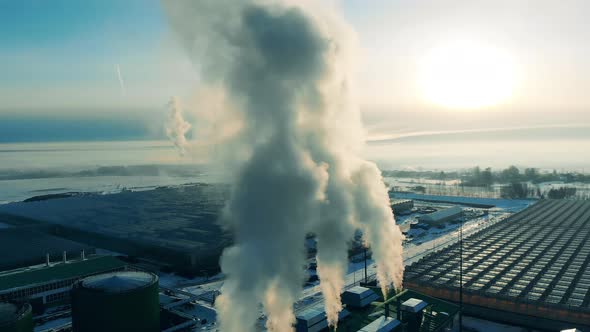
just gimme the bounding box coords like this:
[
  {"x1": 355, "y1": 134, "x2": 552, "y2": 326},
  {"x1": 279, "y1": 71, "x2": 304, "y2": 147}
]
[{"x1": 418, "y1": 41, "x2": 519, "y2": 110}]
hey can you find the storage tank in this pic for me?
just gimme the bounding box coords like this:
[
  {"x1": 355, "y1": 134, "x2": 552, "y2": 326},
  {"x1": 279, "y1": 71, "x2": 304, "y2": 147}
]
[
  {"x1": 0, "y1": 302, "x2": 33, "y2": 332},
  {"x1": 71, "y1": 271, "x2": 160, "y2": 332}
]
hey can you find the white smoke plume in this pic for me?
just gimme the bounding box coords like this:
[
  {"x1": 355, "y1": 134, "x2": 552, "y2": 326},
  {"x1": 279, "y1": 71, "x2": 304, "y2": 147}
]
[
  {"x1": 162, "y1": 1, "x2": 404, "y2": 331},
  {"x1": 165, "y1": 97, "x2": 192, "y2": 155}
]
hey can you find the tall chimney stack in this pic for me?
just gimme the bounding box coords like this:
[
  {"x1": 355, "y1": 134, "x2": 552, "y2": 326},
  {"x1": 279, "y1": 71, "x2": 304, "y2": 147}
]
[
  {"x1": 46, "y1": 253, "x2": 50, "y2": 267},
  {"x1": 81, "y1": 250, "x2": 86, "y2": 260},
  {"x1": 62, "y1": 251, "x2": 67, "y2": 263}
]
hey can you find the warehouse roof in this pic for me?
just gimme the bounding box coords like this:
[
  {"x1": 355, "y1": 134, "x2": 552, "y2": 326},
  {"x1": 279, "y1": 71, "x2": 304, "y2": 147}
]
[
  {"x1": 0, "y1": 227, "x2": 93, "y2": 271},
  {"x1": 406, "y1": 200, "x2": 590, "y2": 312},
  {"x1": 419, "y1": 206, "x2": 462, "y2": 223},
  {"x1": 0, "y1": 255, "x2": 126, "y2": 292}
]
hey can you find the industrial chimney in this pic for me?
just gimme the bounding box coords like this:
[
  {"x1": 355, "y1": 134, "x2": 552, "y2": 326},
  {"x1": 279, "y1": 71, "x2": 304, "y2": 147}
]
[
  {"x1": 45, "y1": 253, "x2": 50, "y2": 267},
  {"x1": 63, "y1": 251, "x2": 67, "y2": 264},
  {"x1": 81, "y1": 250, "x2": 86, "y2": 260}
]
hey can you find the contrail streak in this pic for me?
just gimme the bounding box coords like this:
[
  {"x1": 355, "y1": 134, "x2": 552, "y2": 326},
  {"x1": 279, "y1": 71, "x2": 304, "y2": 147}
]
[{"x1": 115, "y1": 64, "x2": 126, "y2": 97}]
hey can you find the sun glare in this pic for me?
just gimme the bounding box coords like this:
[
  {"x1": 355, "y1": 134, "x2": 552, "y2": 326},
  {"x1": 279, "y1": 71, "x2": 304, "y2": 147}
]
[{"x1": 418, "y1": 41, "x2": 519, "y2": 110}]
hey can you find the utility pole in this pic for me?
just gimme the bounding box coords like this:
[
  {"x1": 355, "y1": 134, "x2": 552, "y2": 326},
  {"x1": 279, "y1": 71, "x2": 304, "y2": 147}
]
[
  {"x1": 459, "y1": 217, "x2": 463, "y2": 332},
  {"x1": 364, "y1": 246, "x2": 368, "y2": 284}
]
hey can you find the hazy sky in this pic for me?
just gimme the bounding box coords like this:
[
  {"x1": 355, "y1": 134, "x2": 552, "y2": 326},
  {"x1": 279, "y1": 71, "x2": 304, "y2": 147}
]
[{"x1": 1, "y1": 0, "x2": 589, "y2": 143}]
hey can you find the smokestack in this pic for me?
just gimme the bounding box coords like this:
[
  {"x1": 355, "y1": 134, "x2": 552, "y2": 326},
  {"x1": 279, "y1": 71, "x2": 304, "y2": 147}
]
[
  {"x1": 46, "y1": 253, "x2": 50, "y2": 267},
  {"x1": 62, "y1": 251, "x2": 67, "y2": 264},
  {"x1": 81, "y1": 250, "x2": 86, "y2": 260},
  {"x1": 162, "y1": 1, "x2": 405, "y2": 331}
]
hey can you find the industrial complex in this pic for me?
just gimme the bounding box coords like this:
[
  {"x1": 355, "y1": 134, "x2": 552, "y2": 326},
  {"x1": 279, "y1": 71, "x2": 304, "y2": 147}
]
[
  {"x1": 2, "y1": 183, "x2": 589, "y2": 331},
  {"x1": 405, "y1": 199, "x2": 590, "y2": 331}
]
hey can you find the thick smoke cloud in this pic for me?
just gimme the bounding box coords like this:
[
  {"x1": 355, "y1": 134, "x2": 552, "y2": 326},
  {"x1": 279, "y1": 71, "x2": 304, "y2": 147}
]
[
  {"x1": 162, "y1": 1, "x2": 404, "y2": 331},
  {"x1": 165, "y1": 97, "x2": 191, "y2": 155}
]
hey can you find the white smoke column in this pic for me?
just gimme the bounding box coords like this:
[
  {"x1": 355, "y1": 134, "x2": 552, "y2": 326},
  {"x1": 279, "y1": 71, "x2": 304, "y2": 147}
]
[
  {"x1": 165, "y1": 97, "x2": 191, "y2": 155},
  {"x1": 162, "y1": 0, "x2": 404, "y2": 330}
]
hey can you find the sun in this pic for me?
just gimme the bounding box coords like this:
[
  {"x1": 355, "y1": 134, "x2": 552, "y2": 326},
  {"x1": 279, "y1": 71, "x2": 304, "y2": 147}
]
[{"x1": 418, "y1": 41, "x2": 519, "y2": 110}]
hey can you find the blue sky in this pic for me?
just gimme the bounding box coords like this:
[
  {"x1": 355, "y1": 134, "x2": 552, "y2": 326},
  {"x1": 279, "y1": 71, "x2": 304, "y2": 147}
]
[{"x1": 1, "y1": 0, "x2": 590, "y2": 143}]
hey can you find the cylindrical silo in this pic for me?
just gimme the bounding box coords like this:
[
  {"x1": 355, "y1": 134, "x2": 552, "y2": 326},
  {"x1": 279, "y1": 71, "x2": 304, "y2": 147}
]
[
  {"x1": 0, "y1": 302, "x2": 33, "y2": 332},
  {"x1": 71, "y1": 271, "x2": 160, "y2": 332}
]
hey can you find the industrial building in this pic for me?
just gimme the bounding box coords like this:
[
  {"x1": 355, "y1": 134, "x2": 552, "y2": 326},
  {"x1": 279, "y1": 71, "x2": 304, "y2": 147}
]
[
  {"x1": 418, "y1": 206, "x2": 462, "y2": 226},
  {"x1": 0, "y1": 255, "x2": 126, "y2": 311},
  {"x1": 292, "y1": 285, "x2": 458, "y2": 332},
  {"x1": 335, "y1": 288, "x2": 459, "y2": 331},
  {"x1": 405, "y1": 200, "x2": 590, "y2": 331},
  {"x1": 71, "y1": 271, "x2": 160, "y2": 332},
  {"x1": 0, "y1": 302, "x2": 33, "y2": 332},
  {"x1": 391, "y1": 200, "x2": 414, "y2": 215},
  {"x1": 0, "y1": 184, "x2": 230, "y2": 274},
  {"x1": 0, "y1": 227, "x2": 94, "y2": 271}
]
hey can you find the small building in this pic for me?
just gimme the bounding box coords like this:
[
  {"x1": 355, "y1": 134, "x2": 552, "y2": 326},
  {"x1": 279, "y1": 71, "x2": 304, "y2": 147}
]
[
  {"x1": 296, "y1": 306, "x2": 328, "y2": 332},
  {"x1": 295, "y1": 305, "x2": 349, "y2": 332},
  {"x1": 357, "y1": 316, "x2": 401, "y2": 332},
  {"x1": 391, "y1": 200, "x2": 414, "y2": 215},
  {"x1": 418, "y1": 206, "x2": 462, "y2": 225},
  {"x1": 0, "y1": 255, "x2": 126, "y2": 312},
  {"x1": 342, "y1": 286, "x2": 380, "y2": 308},
  {"x1": 400, "y1": 298, "x2": 428, "y2": 331}
]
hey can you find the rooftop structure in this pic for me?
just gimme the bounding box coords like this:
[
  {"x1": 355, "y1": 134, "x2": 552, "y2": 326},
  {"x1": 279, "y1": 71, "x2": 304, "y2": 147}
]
[
  {"x1": 400, "y1": 298, "x2": 428, "y2": 313},
  {"x1": 342, "y1": 286, "x2": 380, "y2": 308},
  {"x1": 0, "y1": 255, "x2": 126, "y2": 310},
  {"x1": 405, "y1": 199, "x2": 590, "y2": 330},
  {"x1": 391, "y1": 199, "x2": 414, "y2": 215},
  {"x1": 418, "y1": 206, "x2": 462, "y2": 225},
  {"x1": 357, "y1": 316, "x2": 401, "y2": 332}
]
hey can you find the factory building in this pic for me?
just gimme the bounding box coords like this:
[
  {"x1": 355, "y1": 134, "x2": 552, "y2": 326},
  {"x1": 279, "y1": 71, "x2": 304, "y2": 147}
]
[
  {"x1": 0, "y1": 302, "x2": 33, "y2": 332},
  {"x1": 71, "y1": 271, "x2": 160, "y2": 332},
  {"x1": 0, "y1": 227, "x2": 95, "y2": 271},
  {"x1": 405, "y1": 200, "x2": 590, "y2": 331},
  {"x1": 0, "y1": 184, "x2": 230, "y2": 275},
  {"x1": 391, "y1": 200, "x2": 414, "y2": 215},
  {"x1": 0, "y1": 255, "x2": 126, "y2": 312},
  {"x1": 418, "y1": 206, "x2": 462, "y2": 226}
]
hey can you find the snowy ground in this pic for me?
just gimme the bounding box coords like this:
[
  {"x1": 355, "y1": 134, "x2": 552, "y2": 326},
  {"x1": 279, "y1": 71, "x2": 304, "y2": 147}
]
[{"x1": 462, "y1": 316, "x2": 540, "y2": 332}]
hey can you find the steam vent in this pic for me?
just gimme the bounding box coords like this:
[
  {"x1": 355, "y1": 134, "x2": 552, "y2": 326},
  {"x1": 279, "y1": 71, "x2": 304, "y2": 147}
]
[
  {"x1": 71, "y1": 271, "x2": 160, "y2": 332},
  {"x1": 405, "y1": 200, "x2": 590, "y2": 330},
  {"x1": 0, "y1": 302, "x2": 33, "y2": 332}
]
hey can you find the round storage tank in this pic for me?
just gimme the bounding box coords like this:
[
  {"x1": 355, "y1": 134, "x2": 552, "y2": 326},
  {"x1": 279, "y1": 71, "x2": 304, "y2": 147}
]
[
  {"x1": 0, "y1": 302, "x2": 33, "y2": 332},
  {"x1": 71, "y1": 271, "x2": 160, "y2": 332}
]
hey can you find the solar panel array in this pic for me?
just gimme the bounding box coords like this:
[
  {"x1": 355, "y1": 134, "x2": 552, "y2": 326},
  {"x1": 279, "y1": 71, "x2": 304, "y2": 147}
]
[{"x1": 405, "y1": 200, "x2": 590, "y2": 310}]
